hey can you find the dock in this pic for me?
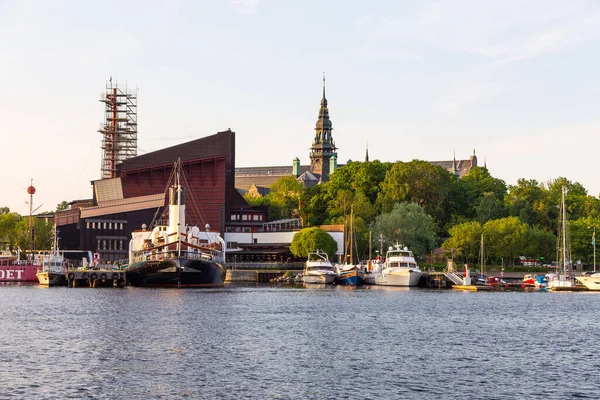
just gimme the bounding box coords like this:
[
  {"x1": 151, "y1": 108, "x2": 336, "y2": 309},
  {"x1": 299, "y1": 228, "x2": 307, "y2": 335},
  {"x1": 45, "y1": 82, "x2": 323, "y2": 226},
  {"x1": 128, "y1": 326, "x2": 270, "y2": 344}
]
[{"x1": 66, "y1": 269, "x2": 126, "y2": 288}]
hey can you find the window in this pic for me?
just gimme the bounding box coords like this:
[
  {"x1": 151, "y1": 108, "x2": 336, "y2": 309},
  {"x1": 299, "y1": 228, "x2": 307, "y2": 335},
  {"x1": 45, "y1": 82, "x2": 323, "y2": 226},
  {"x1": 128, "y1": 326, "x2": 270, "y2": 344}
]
[
  {"x1": 86, "y1": 221, "x2": 90, "y2": 229},
  {"x1": 108, "y1": 222, "x2": 112, "y2": 230},
  {"x1": 253, "y1": 215, "x2": 259, "y2": 221},
  {"x1": 92, "y1": 222, "x2": 96, "y2": 229},
  {"x1": 242, "y1": 215, "x2": 248, "y2": 221},
  {"x1": 120, "y1": 223, "x2": 124, "y2": 230}
]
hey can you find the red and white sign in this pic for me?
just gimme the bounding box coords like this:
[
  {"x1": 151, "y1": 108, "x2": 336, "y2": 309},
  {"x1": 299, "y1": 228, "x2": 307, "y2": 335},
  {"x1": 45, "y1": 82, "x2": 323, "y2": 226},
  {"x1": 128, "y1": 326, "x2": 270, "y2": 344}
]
[{"x1": 93, "y1": 252, "x2": 100, "y2": 260}]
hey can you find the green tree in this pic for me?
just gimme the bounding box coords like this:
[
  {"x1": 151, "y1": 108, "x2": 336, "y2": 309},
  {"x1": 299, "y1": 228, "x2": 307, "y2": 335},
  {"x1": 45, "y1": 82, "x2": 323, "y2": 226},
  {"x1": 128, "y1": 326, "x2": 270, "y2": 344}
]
[
  {"x1": 522, "y1": 225, "x2": 556, "y2": 263},
  {"x1": 370, "y1": 202, "x2": 437, "y2": 261},
  {"x1": 441, "y1": 221, "x2": 483, "y2": 264},
  {"x1": 570, "y1": 217, "x2": 600, "y2": 264},
  {"x1": 290, "y1": 227, "x2": 338, "y2": 259},
  {"x1": 461, "y1": 166, "x2": 507, "y2": 218},
  {"x1": 476, "y1": 192, "x2": 506, "y2": 223},
  {"x1": 265, "y1": 176, "x2": 304, "y2": 220},
  {"x1": 378, "y1": 160, "x2": 453, "y2": 231},
  {"x1": 56, "y1": 201, "x2": 69, "y2": 211},
  {"x1": 483, "y1": 217, "x2": 527, "y2": 266}
]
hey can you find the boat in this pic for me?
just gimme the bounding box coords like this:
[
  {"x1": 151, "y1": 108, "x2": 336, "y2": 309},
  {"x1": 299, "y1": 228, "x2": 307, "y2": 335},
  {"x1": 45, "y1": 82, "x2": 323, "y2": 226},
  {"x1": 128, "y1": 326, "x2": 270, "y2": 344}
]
[
  {"x1": 575, "y1": 273, "x2": 600, "y2": 290},
  {"x1": 125, "y1": 160, "x2": 226, "y2": 287},
  {"x1": 334, "y1": 206, "x2": 364, "y2": 286},
  {"x1": 0, "y1": 248, "x2": 42, "y2": 283},
  {"x1": 36, "y1": 253, "x2": 67, "y2": 286},
  {"x1": 303, "y1": 250, "x2": 336, "y2": 284},
  {"x1": 361, "y1": 231, "x2": 378, "y2": 285},
  {"x1": 547, "y1": 186, "x2": 576, "y2": 290},
  {"x1": 375, "y1": 243, "x2": 422, "y2": 287},
  {"x1": 36, "y1": 227, "x2": 68, "y2": 286},
  {"x1": 521, "y1": 274, "x2": 549, "y2": 290}
]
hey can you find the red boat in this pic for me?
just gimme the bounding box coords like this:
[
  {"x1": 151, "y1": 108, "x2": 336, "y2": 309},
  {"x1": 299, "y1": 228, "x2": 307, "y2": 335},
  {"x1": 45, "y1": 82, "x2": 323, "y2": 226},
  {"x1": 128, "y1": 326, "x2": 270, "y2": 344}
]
[{"x1": 0, "y1": 250, "x2": 42, "y2": 283}]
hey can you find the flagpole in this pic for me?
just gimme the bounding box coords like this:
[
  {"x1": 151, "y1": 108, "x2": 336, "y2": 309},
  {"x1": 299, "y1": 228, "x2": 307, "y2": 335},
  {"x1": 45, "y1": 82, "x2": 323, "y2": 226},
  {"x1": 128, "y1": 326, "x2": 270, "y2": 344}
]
[{"x1": 594, "y1": 229, "x2": 596, "y2": 273}]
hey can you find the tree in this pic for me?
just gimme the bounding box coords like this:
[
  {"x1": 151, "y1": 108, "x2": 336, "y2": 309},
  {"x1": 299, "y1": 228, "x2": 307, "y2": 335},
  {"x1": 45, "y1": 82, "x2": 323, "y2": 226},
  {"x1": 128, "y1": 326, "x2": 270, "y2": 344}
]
[
  {"x1": 265, "y1": 176, "x2": 304, "y2": 220},
  {"x1": 476, "y1": 192, "x2": 506, "y2": 223},
  {"x1": 483, "y1": 217, "x2": 527, "y2": 266},
  {"x1": 461, "y1": 166, "x2": 507, "y2": 218},
  {"x1": 56, "y1": 201, "x2": 69, "y2": 211},
  {"x1": 378, "y1": 160, "x2": 453, "y2": 231},
  {"x1": 370, "y1": 202, "x2": 437, "y2": 261},
  {"x1": 441, "y1": 221, "x2": 483, "y2": 264},
  {"x1": 290, "y1": 227, "x2": 338, "y2": 259}
]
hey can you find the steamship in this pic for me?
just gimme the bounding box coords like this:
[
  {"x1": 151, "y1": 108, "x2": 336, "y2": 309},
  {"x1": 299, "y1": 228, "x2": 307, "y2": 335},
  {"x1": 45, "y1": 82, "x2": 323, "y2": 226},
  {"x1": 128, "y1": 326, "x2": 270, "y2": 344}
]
[{"x1": 125, "y1": 162, "x2": 226, "y2": 287}]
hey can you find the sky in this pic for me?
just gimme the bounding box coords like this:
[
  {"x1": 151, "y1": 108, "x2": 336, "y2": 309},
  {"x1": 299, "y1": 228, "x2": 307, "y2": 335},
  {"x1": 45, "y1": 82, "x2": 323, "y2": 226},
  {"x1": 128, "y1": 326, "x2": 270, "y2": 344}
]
[{"x1": 2, "y1": 0, "x2": 600, "y2": 215}]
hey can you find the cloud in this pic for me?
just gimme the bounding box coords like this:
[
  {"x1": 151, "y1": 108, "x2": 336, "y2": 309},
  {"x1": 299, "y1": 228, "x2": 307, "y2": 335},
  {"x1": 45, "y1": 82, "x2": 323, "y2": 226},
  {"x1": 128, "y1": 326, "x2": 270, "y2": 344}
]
[
  {"x1": 229, "y1": 0, "x2": 260, "y2": 15},
  {"x1": 355, "y1": 0, "x2": 600, "y2": 65}
]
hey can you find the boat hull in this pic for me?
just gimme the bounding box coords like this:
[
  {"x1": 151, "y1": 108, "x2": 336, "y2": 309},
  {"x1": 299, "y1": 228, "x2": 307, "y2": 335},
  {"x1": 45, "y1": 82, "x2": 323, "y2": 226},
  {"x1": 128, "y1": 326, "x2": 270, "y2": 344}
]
[
  {"x1": 36, "y1": 271, "x2": 67, "y2": 286},
  {"x1": 0, "y1": 264, "x2": 41, "y2": 282},
  {"x1": 303, "y1": 273, "x2": 336, "y2": 284},
  {"x1": 575, "y1": 275, "x2": 600, "y2": 291},
  {"x1": 335, "y1": 269, "x2": 364, "y2": 286},
  {"x1": 126, "y1": 257, "x2": 226, "y2": 287},
  {"x1": 375, "y1": 269, "x2": 422, "y2": 287}
]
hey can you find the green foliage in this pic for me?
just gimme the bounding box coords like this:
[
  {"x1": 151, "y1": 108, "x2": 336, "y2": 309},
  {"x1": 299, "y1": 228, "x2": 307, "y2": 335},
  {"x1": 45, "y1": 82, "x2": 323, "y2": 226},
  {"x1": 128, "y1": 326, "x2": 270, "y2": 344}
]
[
  {"x1": 476, "y1": 192, "x2": 506, "y2": 223},
  {"x1": 370, "y1": 202, "x2": 437, "y2": 260},
  {"x1": 483, "y1": 217, "x2": 527, "y2": 266},
  {"x1": 442, "y1": 221, "x2": 483, "y2": 263},
  {"x1": 379, "y1": 160, "x2": 453, "y2": 232},
  {"x1": 289, "y1": 227, "x2": 338, "y2": 259},
  {"x1": 569, "y1": 217, "x2": 600, "y2": 263},
  {"x1": 265, "y1": 176, "x2": 304, "y2": 220},
  {"x1": 56, "y1": 201, "x2": 69, "y2": 211}
]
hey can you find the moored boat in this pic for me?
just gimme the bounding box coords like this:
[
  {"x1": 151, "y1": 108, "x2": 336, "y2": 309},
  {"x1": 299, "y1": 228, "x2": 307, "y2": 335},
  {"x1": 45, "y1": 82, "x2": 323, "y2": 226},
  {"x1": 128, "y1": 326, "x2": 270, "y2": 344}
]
[
  {"x1": 521, "y1": 274, "x2": 548, "y2": 290},
  {"x1": 334, "y1": 264, "x2": 364, "y2": 286},
  {"x1": 0, "y1": 249, "x2": 42, "y2": 283},
  {"x1": 303, "y1": 250, "x2": 336, "y2": 284},
  {"x1": 36, "y1": 253, "x2": 67, "y2": 286},
  {"x1": 375, "y1": 244, "x2": 422, "y2": 287},
  {"x1": 125, "y1": 161, "x2": 226, "y2": 288},
  {"x1": 548, "y1": 186, "x2": 576, "y2": 290},
  {"x1": 575, "y1": 273, "x2": 600, "y2": 290}
]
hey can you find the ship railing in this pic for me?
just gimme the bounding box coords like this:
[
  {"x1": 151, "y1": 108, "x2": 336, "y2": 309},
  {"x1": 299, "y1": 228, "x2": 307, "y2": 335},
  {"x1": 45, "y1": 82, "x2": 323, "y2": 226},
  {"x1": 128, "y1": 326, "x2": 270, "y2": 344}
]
[{"x1": 129, "y1": 248, "x2": 224, "y2": 263}]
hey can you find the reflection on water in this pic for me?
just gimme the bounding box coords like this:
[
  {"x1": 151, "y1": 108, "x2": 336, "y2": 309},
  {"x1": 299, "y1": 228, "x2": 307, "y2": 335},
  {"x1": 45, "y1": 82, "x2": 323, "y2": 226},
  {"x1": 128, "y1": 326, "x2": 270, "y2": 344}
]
[{"x1": 1, "y1": 284, "x2": 599, "y2": 399}]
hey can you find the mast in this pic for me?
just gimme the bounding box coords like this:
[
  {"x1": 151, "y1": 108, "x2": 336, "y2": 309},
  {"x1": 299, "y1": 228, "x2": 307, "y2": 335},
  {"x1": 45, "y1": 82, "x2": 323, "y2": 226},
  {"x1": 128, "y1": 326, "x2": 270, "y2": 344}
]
[
  {"x1": 480, "y1": 233, "x2": 484, "y2": 277},
  {"x1": 349, "y1": 205, "x2": 354, "y2": 265}
]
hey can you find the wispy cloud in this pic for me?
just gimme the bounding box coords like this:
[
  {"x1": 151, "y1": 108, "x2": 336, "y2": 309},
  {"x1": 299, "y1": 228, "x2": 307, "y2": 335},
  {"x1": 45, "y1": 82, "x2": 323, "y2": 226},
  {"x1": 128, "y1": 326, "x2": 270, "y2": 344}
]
[
  {"x1": 229, "y1": 0, "x2": 260, "y2": 15},
  {"x1": 356, "y1": 0, "x2": 600, "y2": 65}
]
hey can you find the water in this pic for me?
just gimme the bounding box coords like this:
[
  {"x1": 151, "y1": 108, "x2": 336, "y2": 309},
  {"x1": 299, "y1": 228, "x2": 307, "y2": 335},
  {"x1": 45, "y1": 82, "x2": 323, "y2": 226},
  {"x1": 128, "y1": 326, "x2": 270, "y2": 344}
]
[{"x1": 1, "y1": 284, "x2": 599, "y2": 399}]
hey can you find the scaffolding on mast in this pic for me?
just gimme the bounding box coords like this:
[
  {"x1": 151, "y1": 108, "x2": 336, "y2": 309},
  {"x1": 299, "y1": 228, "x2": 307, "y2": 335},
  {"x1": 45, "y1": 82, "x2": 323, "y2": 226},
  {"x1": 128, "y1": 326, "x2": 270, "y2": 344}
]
[{"x1": 98, "y1": 79, "x2": 138, "y2": 179}]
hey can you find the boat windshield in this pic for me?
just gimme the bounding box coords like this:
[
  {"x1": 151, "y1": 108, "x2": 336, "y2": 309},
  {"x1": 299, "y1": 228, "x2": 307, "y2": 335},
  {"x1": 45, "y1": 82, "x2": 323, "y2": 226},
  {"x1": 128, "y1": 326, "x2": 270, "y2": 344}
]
[{"x1": 307, "y1": 266, "x2": 333, "y2": 272}]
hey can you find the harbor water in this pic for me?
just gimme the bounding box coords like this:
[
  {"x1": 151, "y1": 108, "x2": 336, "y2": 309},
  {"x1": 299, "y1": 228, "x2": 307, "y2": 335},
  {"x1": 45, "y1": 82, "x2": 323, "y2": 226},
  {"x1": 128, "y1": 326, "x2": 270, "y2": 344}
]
[{"x1": 1, "y1": 284, "x2": 599, "y2": 399}]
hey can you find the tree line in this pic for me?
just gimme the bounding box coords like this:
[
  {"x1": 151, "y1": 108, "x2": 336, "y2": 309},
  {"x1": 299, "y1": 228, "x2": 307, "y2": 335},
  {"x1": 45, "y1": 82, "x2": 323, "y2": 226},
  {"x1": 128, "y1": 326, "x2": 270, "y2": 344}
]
[{"x1": 245, "y1": 160, "x2": 600, "y2": 266}]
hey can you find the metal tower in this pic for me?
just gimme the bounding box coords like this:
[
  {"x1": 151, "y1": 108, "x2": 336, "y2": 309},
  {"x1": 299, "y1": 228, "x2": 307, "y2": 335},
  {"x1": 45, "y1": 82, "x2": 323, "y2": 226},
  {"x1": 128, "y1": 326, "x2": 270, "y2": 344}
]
[{"x1": 98, "y1": 79, "x2": 138, "y2": 179}]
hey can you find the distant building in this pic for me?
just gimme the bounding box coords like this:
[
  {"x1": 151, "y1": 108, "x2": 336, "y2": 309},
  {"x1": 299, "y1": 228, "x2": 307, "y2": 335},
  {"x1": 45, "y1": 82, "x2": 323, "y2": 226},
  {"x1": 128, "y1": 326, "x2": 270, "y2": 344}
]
[
  {"x1": 429, "y1": 150, "x2": 479, "y2": 177},
  {"x1": 235, "y1": 77, "x2": 338, "y2": 194}
]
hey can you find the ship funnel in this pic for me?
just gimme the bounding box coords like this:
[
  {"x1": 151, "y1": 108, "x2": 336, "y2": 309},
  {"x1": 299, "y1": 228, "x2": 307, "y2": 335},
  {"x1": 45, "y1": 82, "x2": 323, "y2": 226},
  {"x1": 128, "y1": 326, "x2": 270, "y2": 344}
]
[{"x1": 169, "y1": 186, "x2": 186, "y2": 205}]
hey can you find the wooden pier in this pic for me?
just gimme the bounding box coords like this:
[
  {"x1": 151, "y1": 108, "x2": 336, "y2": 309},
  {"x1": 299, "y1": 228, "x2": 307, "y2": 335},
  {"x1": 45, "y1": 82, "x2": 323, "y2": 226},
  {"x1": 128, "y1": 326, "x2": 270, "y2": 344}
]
[{"x1": 66, "y1": 270, "x2": 126, "y2": 288}]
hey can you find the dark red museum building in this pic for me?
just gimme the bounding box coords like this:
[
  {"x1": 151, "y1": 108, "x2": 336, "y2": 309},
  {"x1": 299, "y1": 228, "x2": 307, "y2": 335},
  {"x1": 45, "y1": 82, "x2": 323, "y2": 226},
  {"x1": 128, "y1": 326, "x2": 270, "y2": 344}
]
[{"x1": 55, "y1": 130, "x2": 268, "y2": 262}]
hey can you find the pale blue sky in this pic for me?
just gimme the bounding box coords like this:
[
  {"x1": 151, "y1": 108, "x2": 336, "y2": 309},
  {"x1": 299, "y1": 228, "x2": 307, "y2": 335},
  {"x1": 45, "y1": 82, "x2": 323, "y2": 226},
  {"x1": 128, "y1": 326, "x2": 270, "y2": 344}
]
[{"x1": 2, "y1": 0, "x2": 600, "y2": 214}]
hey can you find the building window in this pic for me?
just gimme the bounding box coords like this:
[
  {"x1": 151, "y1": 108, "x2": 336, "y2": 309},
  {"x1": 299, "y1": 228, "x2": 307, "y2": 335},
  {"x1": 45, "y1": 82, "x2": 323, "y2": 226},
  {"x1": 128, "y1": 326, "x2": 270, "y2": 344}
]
[
  {"x1": 253, "y1": 215, "x2": 259, "y2": 221},
  {"x1": 92, "y1": 222, "x2": 96, "y2": 229},
  {"x1": 102, "y1": 240, "x2": 106, "y2": 250},
  {"x1": 230, "y1": 215, "x2": 238, "y2": 221},
  {"x1": 103, "y1": 222, "x2": 107, "y2": 230},
  {"x1": 108, "y1": 222, "x2": 112, "y2": 230},
  {"x1": 242, "y1": 215, "x2": 248, "y2": 221},
  {"x1": 119, "y1": 240, "x2": 123, "y2": 250},
  {"x1": 97, "y1": 240, "x2": 101, "y2": 250},
  {"x1": 86, "y1": 221, "x2": 90, "y2": 229}
]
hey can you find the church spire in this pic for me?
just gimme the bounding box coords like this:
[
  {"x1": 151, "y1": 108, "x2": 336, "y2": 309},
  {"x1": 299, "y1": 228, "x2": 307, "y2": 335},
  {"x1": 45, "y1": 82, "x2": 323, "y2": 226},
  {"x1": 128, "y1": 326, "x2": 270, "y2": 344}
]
[{"x1": 310, "y1": 75, "x2": 337, "y2": 182}]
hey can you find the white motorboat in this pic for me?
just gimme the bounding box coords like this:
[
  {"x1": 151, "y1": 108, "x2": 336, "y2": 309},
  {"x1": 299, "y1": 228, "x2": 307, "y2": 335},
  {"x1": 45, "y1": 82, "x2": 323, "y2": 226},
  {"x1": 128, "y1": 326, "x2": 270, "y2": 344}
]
[
  {"x1": 303, "y1": 250, "x2": 336, "y2": 284},
  {"x1": 575, "y1": 273, "x2": 600, "y2": 290},
  {"x1": 375, "y1": 244, "x2": 422, "y2": 287}
]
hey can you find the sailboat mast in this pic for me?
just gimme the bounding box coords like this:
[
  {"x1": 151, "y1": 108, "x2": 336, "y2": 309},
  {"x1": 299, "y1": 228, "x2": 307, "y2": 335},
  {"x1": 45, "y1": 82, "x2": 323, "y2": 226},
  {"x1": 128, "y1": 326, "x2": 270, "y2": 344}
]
[
  {"x1": 562, "y1": 186, "x2": 567, "y2": 276},
  {"x1": 349, "y1": 205, "x2": 354, "y2": 265},
  {"x1": 480, "y1": 233, "x2": 484, "y2": 277}
]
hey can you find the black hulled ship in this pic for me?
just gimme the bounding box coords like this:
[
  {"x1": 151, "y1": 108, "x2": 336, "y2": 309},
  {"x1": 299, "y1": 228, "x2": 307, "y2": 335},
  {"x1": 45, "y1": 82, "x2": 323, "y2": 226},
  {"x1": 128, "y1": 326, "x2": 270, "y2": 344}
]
[{"x1": 125, "y1": 162, "x2": 226, "y2": 287}]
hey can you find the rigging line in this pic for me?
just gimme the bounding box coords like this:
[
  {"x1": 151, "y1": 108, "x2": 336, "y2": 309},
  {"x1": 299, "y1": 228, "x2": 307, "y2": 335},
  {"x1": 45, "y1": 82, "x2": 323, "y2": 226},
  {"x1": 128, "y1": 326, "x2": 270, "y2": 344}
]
[
  {"x1": 179, "y1": 166, "x2": 208, "y2": 227},
  {"x1": 148, "y1": 160, "x2": 179, "y2": 229}
]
